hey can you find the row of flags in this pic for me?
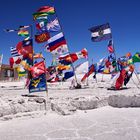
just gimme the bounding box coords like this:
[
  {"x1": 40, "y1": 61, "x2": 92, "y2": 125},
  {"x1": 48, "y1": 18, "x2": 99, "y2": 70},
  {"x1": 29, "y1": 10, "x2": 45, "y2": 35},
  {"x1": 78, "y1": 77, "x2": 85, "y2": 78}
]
[{"x1": 5, "y1": 4, "x2": 140, "y2": 92}]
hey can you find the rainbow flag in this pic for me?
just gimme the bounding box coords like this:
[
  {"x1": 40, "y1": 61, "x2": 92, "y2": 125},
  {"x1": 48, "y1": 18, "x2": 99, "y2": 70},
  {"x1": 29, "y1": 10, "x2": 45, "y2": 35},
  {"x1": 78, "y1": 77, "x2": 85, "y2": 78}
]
[
  {"x1": 37, "y1": 6, "x2": 55, "y2": 14},
  {"x1": 18, "y1": 30, "x2": 29, "y2": 37},
  {"x1": 33, "y1": 12, "x2": 48, "y2": 20}
]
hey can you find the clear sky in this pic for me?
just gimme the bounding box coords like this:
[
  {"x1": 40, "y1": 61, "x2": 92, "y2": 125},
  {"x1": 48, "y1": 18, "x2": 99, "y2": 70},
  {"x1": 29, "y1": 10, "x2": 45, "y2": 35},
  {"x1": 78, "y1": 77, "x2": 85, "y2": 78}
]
[{"x1": 0, "y1": 0, "x2": 140, "y2": 70}]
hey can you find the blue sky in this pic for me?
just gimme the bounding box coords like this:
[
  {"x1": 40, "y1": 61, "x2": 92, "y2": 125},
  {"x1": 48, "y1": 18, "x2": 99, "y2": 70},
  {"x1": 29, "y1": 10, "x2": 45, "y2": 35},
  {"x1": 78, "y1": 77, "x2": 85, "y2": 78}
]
[{"x1": 0, "y1": 0, "x2": 140, "y2": 70}]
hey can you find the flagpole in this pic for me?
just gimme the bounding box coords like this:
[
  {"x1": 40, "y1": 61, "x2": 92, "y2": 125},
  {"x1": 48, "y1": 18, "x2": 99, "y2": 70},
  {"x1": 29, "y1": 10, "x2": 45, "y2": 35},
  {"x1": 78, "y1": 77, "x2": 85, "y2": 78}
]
[
  {"x1": 53, "y1": 7, "x2": 79, "y2": 85},
  {"x1": 30, "y1": 24, "x2": 34, "y2": 66}
]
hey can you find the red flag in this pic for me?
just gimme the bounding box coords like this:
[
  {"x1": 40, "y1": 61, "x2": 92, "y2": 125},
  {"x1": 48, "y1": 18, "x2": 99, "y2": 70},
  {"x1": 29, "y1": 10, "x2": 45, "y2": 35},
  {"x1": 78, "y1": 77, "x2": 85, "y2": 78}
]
[
  {"x1": 16, "y1": 39, "x2": 33, "y2": 60},
  {"x1": 81, "y1": 64, "x2": 95, "y2": 82},
  {"x1": 9, "y1": 56, "x2": 23, "y2": 68},
  {"x1": 59, "y1": 48, "x2": 88, "y2": 63},
  {"x1": 115, "y1": 69, "x2": 126, "y2": 89},
  {"x1": 107, "y1": 40, "x2": 114, "y2": 53},
  {"x1": 35, "y1": 32, "x2": 50, "y2": 43},
  {"x1": 30, "y1": 61, "x2": 46, "y2": 78}
]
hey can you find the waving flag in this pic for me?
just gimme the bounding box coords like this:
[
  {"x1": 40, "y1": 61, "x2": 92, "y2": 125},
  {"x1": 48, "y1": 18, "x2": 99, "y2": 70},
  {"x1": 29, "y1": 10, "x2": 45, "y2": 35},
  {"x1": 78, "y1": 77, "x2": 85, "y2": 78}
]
[
  {"x1": 30, "y1": 61, "x2": 46, "y2": 78},
  {"x1": 36, "y1": 21, "x2": 47, "y2": 31},
  {"x1": 10, "y1": 47, "x2": 20, "y2": 57},
  {"x1": 59, "y1": 48, "x2": 88, "y2": 64},
  {"x1": 47, "y1": 18, "x2": 61, "y2": 32},
  {"x1": 107, "y1": 40, "x2": 114, "y2": 53},
  {"x1": 35, "y1": 32, "x2": 50, "y2": 43},
  {"x1": 132, "y1": 52, "x2": 140, "y2": 63},
  {"x1": 29, "y1": 73, "x2": 47, "y2": 93},
  {"x1": 18, "y1": 30, "x2": 29, "y2": 37},
  {"x1": 46, "y1": 32, "x2": 67, "y2": 52},
  {"x1": 89, "y1": 23, "x2": 112, "y2": 42},
  {"x1": 16, "y1": 39, "x2": 33, "y2": 59},
  {"x1": 4, "y1": 29, "x2": 18, "y2": 32},
  {"x1": 81, "y1": 64, "x2": 95, "y2": 82},
  {"x1": 33, "y1": 12, "x2": 48, "y2": 20},
  {"x1": 9, "y1": 55, "x2": 23, "y2": 68},
  {"x1": 37, "y1": 6, "x2": 55, "y2": 14}
]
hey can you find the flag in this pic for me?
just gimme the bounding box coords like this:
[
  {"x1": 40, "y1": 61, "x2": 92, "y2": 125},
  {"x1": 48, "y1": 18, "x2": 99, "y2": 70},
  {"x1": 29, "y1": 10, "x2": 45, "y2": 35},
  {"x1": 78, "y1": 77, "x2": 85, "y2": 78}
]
[
  {"x1": 57, "y1": 64, "x2": 71, "y2": 71},
  {"x1": 10, "y1": 47, "x2": 20, "y2": 57},
  {"x1": 64, "y1": 71, "x2": 74, "y2": 80},
  {"x1": 115, "y1": 69, "x2": 126, "y2": 89},
  {"x1": 29, "y1": 73, "x2": 47, "y2": 93},
  {"x1": 37, "y1": 6, "x2": 55, "y2": 14},
  {"x1": 34, "y1": 53, "x2": 44, "y2": 59},
  {"x1": 81, "y1": 64, "x2": 95, "y2": 82},
  {"x1": 49, "y1": 45, "x2": 68, "y2": 55},
  {"x1": 89, "y1": 23, "x2": 112, "y2": 42},
  {"x1": 19, "y1": 25, "x2": 30, "y2": 29},
  {"x1": 47, "y1": 18, "x2": 61, "y2": 32},
  {"x1": 16, "y1": 39, "x2": 33, "y2": 60},
  {"x1": 18, "y1": 30, "x2": 29, "y2": 37},
  {"x1": 75, "y1": 61, "x2": 88, "y2": 74},
  {"x1": 107, "y1": 40, "x2": 114, "y2": 53},
  {"x1": 0, "y1": 54, "x2": 3, "y2": 65},
  {"x1": 36, "y1": 21, "x2": 47, "y2": 31},
  {"x1": 9, "y1": 55, "x2": 23, "y2": 68},
  {"x1": 33, "y1": 12, "x2": 48, "y2": 20},
  {"x1": 59, "y1": 48, "x2": 88, "y2": 63},
  {"x1": 5, "y1": 25, "x2": 30, "y2": 32},
  {"x1": 4, "y1": 29, "x2": 19, "y2": 32},
  {"x1": 35, "y1": 32, "x2": 50, "y2": 43},
  {"x1": 132, "y1": 52, "x2": 140, "y2": 63},
  {"x1": 20, "y1": 60, "x2": 31, "y2": 71},
  {"x1": 30, "y1": 61, "x2": 46, "y2": 78},
  {"x1": 46, "y1": 32, "x2": 67, "y2": 52},
  {"x1": 16, "y1": 65, "x2": 27, "y2": 77}
]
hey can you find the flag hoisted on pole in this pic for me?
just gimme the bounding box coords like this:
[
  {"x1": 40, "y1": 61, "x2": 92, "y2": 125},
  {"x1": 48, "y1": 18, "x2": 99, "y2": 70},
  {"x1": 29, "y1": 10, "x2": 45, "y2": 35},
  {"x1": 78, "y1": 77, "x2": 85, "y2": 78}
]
[{"x1": 89, "y1": 23, "x2": 112, "y2": 42}]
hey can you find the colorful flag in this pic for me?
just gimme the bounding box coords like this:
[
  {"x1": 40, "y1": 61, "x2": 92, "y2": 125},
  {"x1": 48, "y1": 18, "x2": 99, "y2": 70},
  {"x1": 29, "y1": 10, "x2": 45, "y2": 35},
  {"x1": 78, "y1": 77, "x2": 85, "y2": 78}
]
[
  {"x1": 33, "y1": 12, "x2": 48, "y2": 20},
  {"x1": 9, "y1": 55, "x2": 23, "y2": 68},
  {"x1": 10, "y1": 47, "x2": 20, "y2": 57},
  {"x1": 33, "y1": 53, "x2": 44, "y2": 59},
  {"x1": 89, "y1": 23, "x2": 112, "y2": 42},
  {"x1": 35, "y1": 32, "x2": 50, "y2": 43},
  {"x1": 107, "y1": 40, "x2": 114, "y2": 53},
  {"x1": 16, "y1": 39, "x2": 33, "y2": 60},
  {"x1": 47, "y1": 18, "x2": 61, "y2": 32},
  {"x1": 20, "y1": 60, "x2": 31, "y2": 71},
  {"x1": 16, "y1": 65, "x2": 27, "y2": 77},
  {"x1": 46, "y1": 32, "x2": 67, "y2": 52},
  {"x1": 132, "y1": 52, "x2": 140, "y2": 63},
  {"x1": 36, "y1": 21, "x2": 47, "y2": 31},
  {"x1": 37, "y1": 6, "x2": 55, "y2": 14},
  {"x1": 18, "y1": 30, "x2": 29, "y2": 37},
  {"x1": 49, "y1": 45, "x2": 68, "y2": 55},
  {"x1": 29, "y1": 73, "x2": 47, "y2": 93},
  {"x1": 30, "y1": 61, "x2": 46, "y2": 78},
  {"x1": 81, "y1": 64, "x2": 95, "y2": 82},
  {"x1": 64, "y1": 71, "x2": 74, "y2": 80},
  {"x1": 59, "y1": 48, "x2": 88, "y2": 63}
]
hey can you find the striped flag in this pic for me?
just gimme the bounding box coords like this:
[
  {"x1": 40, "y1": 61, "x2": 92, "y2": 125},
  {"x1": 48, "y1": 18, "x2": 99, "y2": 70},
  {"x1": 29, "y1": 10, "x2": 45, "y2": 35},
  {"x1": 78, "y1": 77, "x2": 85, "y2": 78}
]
[
  {"x1": 89, "y1": 23, "x2": 112, "y2": 42},
  {"x1": 10, "y1": 47, "x2": 20, "y2": 57},
  {"x1": 46, "y1": 32, "x2": 67, "y2": 52},
  {"x1": 107, "y1": 40, "x2": 114, "y2": 53}
]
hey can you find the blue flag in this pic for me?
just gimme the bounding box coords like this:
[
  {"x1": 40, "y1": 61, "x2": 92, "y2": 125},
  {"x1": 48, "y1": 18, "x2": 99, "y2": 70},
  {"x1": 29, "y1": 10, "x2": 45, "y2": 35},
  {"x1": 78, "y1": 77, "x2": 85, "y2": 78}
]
[
  {"x1": 89, "y1": 23, "x2": 112, "y2": 42},
  {"x1": 29, "y1": 73, "x2": 47, "y2": 93}
]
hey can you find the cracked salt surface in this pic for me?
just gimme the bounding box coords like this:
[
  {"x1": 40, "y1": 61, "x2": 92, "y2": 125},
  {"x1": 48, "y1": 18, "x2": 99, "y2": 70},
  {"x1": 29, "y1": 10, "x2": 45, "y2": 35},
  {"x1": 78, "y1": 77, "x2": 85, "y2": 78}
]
[{"x1": 0, "y1": 74, "x2": 140, "y2": 139}]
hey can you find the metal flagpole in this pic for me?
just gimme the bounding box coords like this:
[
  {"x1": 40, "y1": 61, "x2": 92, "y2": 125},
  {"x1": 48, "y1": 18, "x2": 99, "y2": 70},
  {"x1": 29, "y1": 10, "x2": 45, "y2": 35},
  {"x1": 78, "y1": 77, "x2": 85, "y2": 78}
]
[{"x1": 53, "y1": 7, "x2": 79, "y2": 86}]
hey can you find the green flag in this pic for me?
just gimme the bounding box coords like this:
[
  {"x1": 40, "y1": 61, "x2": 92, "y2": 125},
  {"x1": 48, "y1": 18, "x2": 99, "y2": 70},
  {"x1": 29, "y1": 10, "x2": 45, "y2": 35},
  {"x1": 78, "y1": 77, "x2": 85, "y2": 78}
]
[{"x1": 132, "y1": 52, "x2": 140, "y2": 63}]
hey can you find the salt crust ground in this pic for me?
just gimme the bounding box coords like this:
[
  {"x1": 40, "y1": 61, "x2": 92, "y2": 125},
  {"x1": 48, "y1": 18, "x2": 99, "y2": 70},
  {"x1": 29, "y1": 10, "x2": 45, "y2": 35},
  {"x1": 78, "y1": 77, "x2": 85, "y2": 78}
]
[{"x1": 0, "y1": 74, "x2": 140, "y2": 140}]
